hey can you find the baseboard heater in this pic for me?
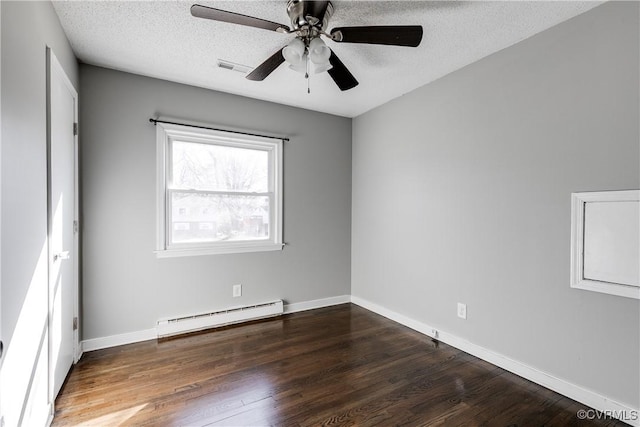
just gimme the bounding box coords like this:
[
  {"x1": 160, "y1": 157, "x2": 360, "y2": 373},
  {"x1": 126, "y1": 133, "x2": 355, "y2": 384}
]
[{"x1": 156, "y1": 300, "x2": 284, "y2": 338}]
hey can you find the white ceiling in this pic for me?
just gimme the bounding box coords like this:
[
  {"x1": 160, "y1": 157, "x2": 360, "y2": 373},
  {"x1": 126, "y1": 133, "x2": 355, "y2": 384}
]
[{"x1": 52, "y1": 1, "x2": 603, "y2": 118}]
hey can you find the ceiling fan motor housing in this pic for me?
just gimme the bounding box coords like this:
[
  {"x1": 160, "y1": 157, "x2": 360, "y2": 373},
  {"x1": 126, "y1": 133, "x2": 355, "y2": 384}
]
[{"x1": 287, "y1": 0, "x2": 334, "y2": 34}]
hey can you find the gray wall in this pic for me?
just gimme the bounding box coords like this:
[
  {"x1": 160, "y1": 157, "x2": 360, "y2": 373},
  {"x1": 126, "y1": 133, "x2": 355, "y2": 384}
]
[
  {"x1": 352, "y1": 1, "x2": 639, "y2": 408},
  {"x1": 79, "y1": 65, "x2": 352, "y2": 340},
  {"x1": 1, "y1": 0, "x2": 78, "y2": 422}
]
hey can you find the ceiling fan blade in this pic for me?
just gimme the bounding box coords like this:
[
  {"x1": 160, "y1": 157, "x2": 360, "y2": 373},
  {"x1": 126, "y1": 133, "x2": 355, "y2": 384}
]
[
  {"x1": 246, "y1": 48, "x2": 286, "y2": 81},
  {"x1": 330, "y1": 26, "x2": 423, "y2": 47},
  {"x1": 327, "y1": 51, "x2": 358, "y2": 91},
  {"x1": 191, "y1": 4, "x2": 290, "y2": 33}
]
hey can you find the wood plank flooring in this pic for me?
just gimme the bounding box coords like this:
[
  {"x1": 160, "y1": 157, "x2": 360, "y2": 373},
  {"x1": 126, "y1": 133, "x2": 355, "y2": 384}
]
[{"x1": 53, "y1": 304, "x2": 626, "y2": 426}]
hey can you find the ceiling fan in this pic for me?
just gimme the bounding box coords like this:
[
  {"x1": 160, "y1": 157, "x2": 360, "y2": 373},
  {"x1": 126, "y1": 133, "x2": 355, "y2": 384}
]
[{"x1": 191, "y1": 0, "x2": 423, "y2": 91}]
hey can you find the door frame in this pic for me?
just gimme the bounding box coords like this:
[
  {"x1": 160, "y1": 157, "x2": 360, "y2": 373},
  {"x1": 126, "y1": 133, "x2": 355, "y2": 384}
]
[
  {"x1": 46, "y1": 47, "x2": 80, "y2": 408},
  {"x1": 0, "y1": 2, "x2": 3, "y2": 423}
]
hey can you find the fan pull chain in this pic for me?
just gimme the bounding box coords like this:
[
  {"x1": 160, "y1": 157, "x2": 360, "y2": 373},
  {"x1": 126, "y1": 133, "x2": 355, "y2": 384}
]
[{"x1": 305, "y1": 54, "x2": 310, "y2": 94}]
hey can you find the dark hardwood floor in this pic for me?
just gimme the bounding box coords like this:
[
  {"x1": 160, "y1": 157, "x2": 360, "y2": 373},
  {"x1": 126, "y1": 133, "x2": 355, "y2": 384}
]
[{"x1": 53, "y1": 304, "x2": 625, "y2": 426}]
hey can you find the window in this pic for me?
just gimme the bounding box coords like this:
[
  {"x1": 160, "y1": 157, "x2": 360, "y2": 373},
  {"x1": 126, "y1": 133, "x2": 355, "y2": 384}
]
[
  {"x1": 570, "y1": 190, "x2": 639, "y2": 299},
  {"x1": 156, "y1": 122, "x2": 283, "y2": 257}
]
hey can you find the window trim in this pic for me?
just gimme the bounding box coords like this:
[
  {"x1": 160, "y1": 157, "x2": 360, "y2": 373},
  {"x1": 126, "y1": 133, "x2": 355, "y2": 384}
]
[
  {"x1": 570, "y1": 190, "x2": 639, "y2": 299},
  {"x1": 155, "y1": 122, "x2": 283, "y2": 257}
]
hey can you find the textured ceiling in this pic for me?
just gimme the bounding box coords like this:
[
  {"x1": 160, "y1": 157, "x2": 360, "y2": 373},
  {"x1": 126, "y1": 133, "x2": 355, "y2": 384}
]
[{"x1": 52, "y1": 1, "x2": 603, "y2": 117}]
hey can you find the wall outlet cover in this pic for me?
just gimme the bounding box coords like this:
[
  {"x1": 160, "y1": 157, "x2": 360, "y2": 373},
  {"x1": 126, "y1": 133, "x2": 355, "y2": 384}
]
[
  {"x1": 233, "y1": 284, "x2": 242, "y2": 297},
  {"x1": 457, "y1": 303, "x2": 467, "y2": 320}
]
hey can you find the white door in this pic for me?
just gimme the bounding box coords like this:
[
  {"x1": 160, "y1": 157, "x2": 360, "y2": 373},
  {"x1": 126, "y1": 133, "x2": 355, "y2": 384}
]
[{"x1": 48, "y1": 49, "x2": 79, "y2": 400}]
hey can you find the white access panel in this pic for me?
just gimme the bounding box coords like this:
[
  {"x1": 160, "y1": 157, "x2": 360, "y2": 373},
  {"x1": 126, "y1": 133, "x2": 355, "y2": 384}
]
[
  {"x1": 583, "y1": 201, "x2": 639, "y2": 286},
  {"x1": 570, "y1": 190, "x2": 640, "y2": 299}
]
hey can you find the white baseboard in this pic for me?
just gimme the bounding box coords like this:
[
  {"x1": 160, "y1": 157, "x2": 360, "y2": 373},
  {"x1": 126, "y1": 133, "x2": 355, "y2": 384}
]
[
  {"x1": 75, "y1": 347, "x2": 83, "y2": 363},
  {"x1": 284, "y1": 294, "x2": 351, "y2": 314},
  {"x1": 351, "y1": 296, "x2": 639, "y2": 427},
  {"x1": 81, "y1": 295, "x2": 351, "y2": 353}
]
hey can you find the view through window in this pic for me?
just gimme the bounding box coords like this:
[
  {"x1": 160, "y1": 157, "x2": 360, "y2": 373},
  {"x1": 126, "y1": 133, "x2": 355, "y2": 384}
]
[{"x1": 156, "y1": 122, "x2": 283, "y2": 256}]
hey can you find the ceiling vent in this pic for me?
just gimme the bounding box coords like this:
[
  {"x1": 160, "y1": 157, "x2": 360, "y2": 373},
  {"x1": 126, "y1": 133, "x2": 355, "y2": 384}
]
[{"x1": 217, "y1": 59, "x2": 252, "y2": 74}]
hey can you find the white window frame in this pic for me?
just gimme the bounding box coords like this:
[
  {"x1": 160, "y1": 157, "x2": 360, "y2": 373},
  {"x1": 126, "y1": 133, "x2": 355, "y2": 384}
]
[
  {"x1": 155, "y1": 122, "x2": 283, "y2": 257},
  {"x1": 570, "y1": 190, "x2": 639, "y2": 299}
]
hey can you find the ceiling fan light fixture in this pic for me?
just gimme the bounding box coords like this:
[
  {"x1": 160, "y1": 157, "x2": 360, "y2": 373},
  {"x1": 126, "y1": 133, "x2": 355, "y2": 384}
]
[
  {"x1": 288, "y1": 53, "x2": 308, "y2": 73},
  {"x1": 283, "y1": 38, "x2": 306, "y2": 66},
  {"x1": 308, "y1": 37, "x2": 331, "y2": 74},
  {"x1": 308, "y1": 37, "x2": 331, "y2": 64},
  {"x1": 312, "y1": 61, "x2": 333, "y2": 74}
]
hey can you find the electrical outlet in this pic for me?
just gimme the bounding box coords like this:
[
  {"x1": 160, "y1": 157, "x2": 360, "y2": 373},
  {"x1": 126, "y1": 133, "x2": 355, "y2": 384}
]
[
  {"x1": 233, "y1": 284, "x2": 242, "y2": 298},
  {"x1": 457, "y1": 303, "x2": 467, "y2": 320}
]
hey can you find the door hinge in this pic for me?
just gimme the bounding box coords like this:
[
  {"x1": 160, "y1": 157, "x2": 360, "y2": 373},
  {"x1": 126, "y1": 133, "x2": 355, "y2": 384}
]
[
  {"x1": 73, "y1": 220, "x2": 79, "y2": 234},
  {"x1": 73, "y1": 317, "x2": 78, "y2": 331},
  {"x1": 73, "y1": 122, "x2": 78, "y2": 136}
]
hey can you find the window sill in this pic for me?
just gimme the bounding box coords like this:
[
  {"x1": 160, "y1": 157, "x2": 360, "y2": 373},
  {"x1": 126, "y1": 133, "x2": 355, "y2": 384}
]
[{"x1": 155, "y1": 243, "x2": 284, "y2": 258}]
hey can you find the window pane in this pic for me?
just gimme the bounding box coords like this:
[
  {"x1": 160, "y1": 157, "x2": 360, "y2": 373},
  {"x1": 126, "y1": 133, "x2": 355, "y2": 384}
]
[
  {"x1": 172, "y1": 141, "x2": 269, "y2": 192},
  {"x1": 171, "y1": 192, "x2": 270, "y2": 243}
]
